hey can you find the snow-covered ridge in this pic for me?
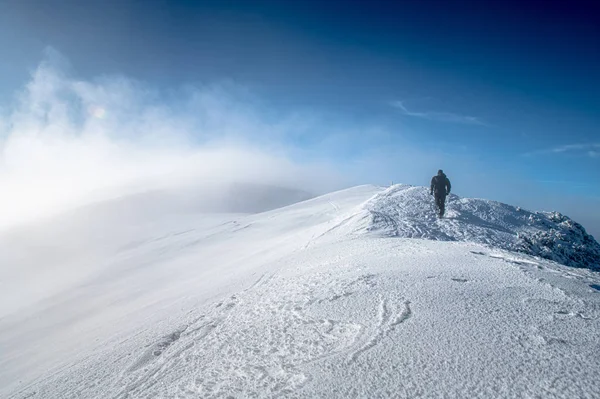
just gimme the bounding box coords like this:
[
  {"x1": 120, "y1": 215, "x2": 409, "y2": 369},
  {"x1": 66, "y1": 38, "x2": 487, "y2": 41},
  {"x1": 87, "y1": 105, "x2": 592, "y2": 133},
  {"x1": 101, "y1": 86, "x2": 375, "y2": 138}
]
[
  {"x1": 3, "y1": 184, "x2": 600, "y2": 398},
  {"x1": 352, "y1": 185, "x2": 600, "y2": 270}
]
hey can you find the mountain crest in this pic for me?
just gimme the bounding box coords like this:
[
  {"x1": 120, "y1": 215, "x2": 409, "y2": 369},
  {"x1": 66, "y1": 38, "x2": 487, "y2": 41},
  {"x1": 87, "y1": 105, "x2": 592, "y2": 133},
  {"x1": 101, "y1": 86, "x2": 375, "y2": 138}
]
[{"x1": 349, "y1": 185, "x2": 600, "y2": 270}]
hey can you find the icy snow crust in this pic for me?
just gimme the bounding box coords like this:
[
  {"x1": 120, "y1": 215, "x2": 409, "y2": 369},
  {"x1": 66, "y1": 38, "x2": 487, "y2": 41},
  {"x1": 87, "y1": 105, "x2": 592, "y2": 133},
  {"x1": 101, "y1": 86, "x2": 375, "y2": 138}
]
[
  {"x1": 2, "y1": 184, "x2": 600, "y2": 398},
  {"x1": 359, "y1": 185, "x2": 600, "y2": 270}
]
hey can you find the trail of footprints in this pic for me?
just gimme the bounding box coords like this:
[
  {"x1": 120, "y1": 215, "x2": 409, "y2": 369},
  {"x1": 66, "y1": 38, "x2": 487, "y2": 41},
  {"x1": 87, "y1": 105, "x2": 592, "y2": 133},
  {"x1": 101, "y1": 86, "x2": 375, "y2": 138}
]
[{"x1": 118, "y1": 271, "x2": 413, "y2": 398}]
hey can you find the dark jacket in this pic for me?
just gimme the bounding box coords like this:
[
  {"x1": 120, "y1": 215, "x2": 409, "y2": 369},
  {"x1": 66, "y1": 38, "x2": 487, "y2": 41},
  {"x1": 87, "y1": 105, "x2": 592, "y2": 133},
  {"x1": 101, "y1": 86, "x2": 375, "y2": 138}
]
[{"x1": 431, "y1": 173, "x2": 451, "y2": 196}]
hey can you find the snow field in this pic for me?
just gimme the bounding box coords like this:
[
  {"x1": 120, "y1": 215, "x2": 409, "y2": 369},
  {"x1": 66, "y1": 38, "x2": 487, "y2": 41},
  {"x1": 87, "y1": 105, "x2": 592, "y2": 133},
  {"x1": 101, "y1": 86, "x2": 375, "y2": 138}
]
[{"x1": 2, "y1": 184, "x2": 600, "y2": 398}]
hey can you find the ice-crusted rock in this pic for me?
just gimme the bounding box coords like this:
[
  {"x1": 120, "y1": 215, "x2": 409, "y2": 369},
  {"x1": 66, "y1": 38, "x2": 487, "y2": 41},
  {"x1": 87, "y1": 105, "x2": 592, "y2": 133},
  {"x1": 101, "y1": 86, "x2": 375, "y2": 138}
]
[
  {"x1": 516, "y1": 212, "x2": 600, "y2": 270},
  {"x1": 357, "y1": 185, "x2": 600, "y2": 270}
]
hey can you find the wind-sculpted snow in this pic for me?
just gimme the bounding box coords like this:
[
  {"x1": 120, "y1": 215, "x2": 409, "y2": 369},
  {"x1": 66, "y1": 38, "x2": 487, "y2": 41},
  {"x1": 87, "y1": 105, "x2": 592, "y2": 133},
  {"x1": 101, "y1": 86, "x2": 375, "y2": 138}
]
[
  {"x1": 3, "y1": 184, "x2": 600, "y2": 399},
  {"x1": 358, "y1": 185, "x2": 600, "y2": 270}
]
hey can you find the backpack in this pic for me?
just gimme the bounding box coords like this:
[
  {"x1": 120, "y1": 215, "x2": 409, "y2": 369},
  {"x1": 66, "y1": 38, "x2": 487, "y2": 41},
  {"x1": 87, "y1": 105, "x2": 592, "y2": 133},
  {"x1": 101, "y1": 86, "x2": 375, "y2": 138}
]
[{"x1": 432, "y1": 175, "x2": 448, "y2": 194}]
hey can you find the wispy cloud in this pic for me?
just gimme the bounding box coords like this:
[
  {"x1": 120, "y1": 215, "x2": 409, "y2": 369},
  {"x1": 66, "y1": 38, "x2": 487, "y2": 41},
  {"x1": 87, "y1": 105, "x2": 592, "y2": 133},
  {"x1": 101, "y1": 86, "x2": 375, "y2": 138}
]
[
  {"x1": 524, "y1": 143, "x2": 600, "y2": 157},
  {"x1": 390, "y1": 100, "x2": 487, "y2": 126}
]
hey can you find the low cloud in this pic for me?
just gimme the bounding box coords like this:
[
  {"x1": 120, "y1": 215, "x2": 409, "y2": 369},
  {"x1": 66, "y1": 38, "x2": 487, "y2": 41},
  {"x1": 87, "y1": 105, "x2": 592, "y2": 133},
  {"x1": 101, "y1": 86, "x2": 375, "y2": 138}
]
[
  {"x1": 0, "y1": 49, "x2": 345, "y2": 230},
  {"x1": 390, "y1": 100, "x2": 486, "y2": 126}
]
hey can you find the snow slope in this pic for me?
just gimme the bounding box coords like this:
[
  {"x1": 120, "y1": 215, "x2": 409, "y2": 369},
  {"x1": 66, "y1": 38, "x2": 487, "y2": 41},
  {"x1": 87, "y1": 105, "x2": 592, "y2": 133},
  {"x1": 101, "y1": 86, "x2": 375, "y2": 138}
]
[{"x1": 2, "y1": 184, "x2": 600, "y2": 398}]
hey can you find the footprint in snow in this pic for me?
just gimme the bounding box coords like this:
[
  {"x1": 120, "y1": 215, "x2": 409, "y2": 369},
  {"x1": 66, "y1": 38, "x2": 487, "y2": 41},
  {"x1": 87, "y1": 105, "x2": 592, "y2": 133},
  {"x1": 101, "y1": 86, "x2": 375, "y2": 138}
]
[
  {"x1": 215, "y1": 295, "x2": 238, "y2": 309},
  {"x1": 451, "y1": 278, "x2": 468, "y2": 283},
  {"x1": 127, "y1": 329, "x2": 185, "y2": 373}
]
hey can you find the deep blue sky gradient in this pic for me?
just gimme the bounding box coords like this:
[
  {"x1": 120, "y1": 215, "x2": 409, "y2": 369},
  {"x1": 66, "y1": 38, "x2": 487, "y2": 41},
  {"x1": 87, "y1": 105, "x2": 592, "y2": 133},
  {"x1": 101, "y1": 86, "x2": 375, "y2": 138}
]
[{"x1": 1, "y1": 0, "x2": 599, "y2": 234}]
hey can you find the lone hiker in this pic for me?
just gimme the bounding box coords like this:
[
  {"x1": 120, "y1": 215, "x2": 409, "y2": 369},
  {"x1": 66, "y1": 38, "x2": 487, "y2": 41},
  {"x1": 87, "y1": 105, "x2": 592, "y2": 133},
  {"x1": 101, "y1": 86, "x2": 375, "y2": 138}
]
[{"x1": 430, "y1": 169, "x2": 451, "y2": 218}]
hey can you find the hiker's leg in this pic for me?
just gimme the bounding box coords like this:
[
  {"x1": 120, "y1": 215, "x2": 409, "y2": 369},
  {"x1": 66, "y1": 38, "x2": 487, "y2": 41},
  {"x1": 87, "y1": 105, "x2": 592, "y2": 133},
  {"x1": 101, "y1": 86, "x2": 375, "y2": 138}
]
[{"x1": 435, "y1": 194, "x2": 444, "y2": 216}]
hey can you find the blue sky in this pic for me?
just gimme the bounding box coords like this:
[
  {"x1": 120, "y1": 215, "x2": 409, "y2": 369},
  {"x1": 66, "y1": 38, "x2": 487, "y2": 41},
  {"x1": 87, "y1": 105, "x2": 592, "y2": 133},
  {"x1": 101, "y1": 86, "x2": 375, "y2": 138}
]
[{"x1": 0, "y1": 0, "x2": 599, "y2": 235}]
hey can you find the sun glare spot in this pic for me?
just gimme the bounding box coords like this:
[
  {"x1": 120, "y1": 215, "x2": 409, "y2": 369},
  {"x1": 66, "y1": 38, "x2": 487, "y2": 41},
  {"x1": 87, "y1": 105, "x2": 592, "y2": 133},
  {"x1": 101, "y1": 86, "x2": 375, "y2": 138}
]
[{"x1": 88, "y1": 105, "x2": 106, "y2": 119}]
